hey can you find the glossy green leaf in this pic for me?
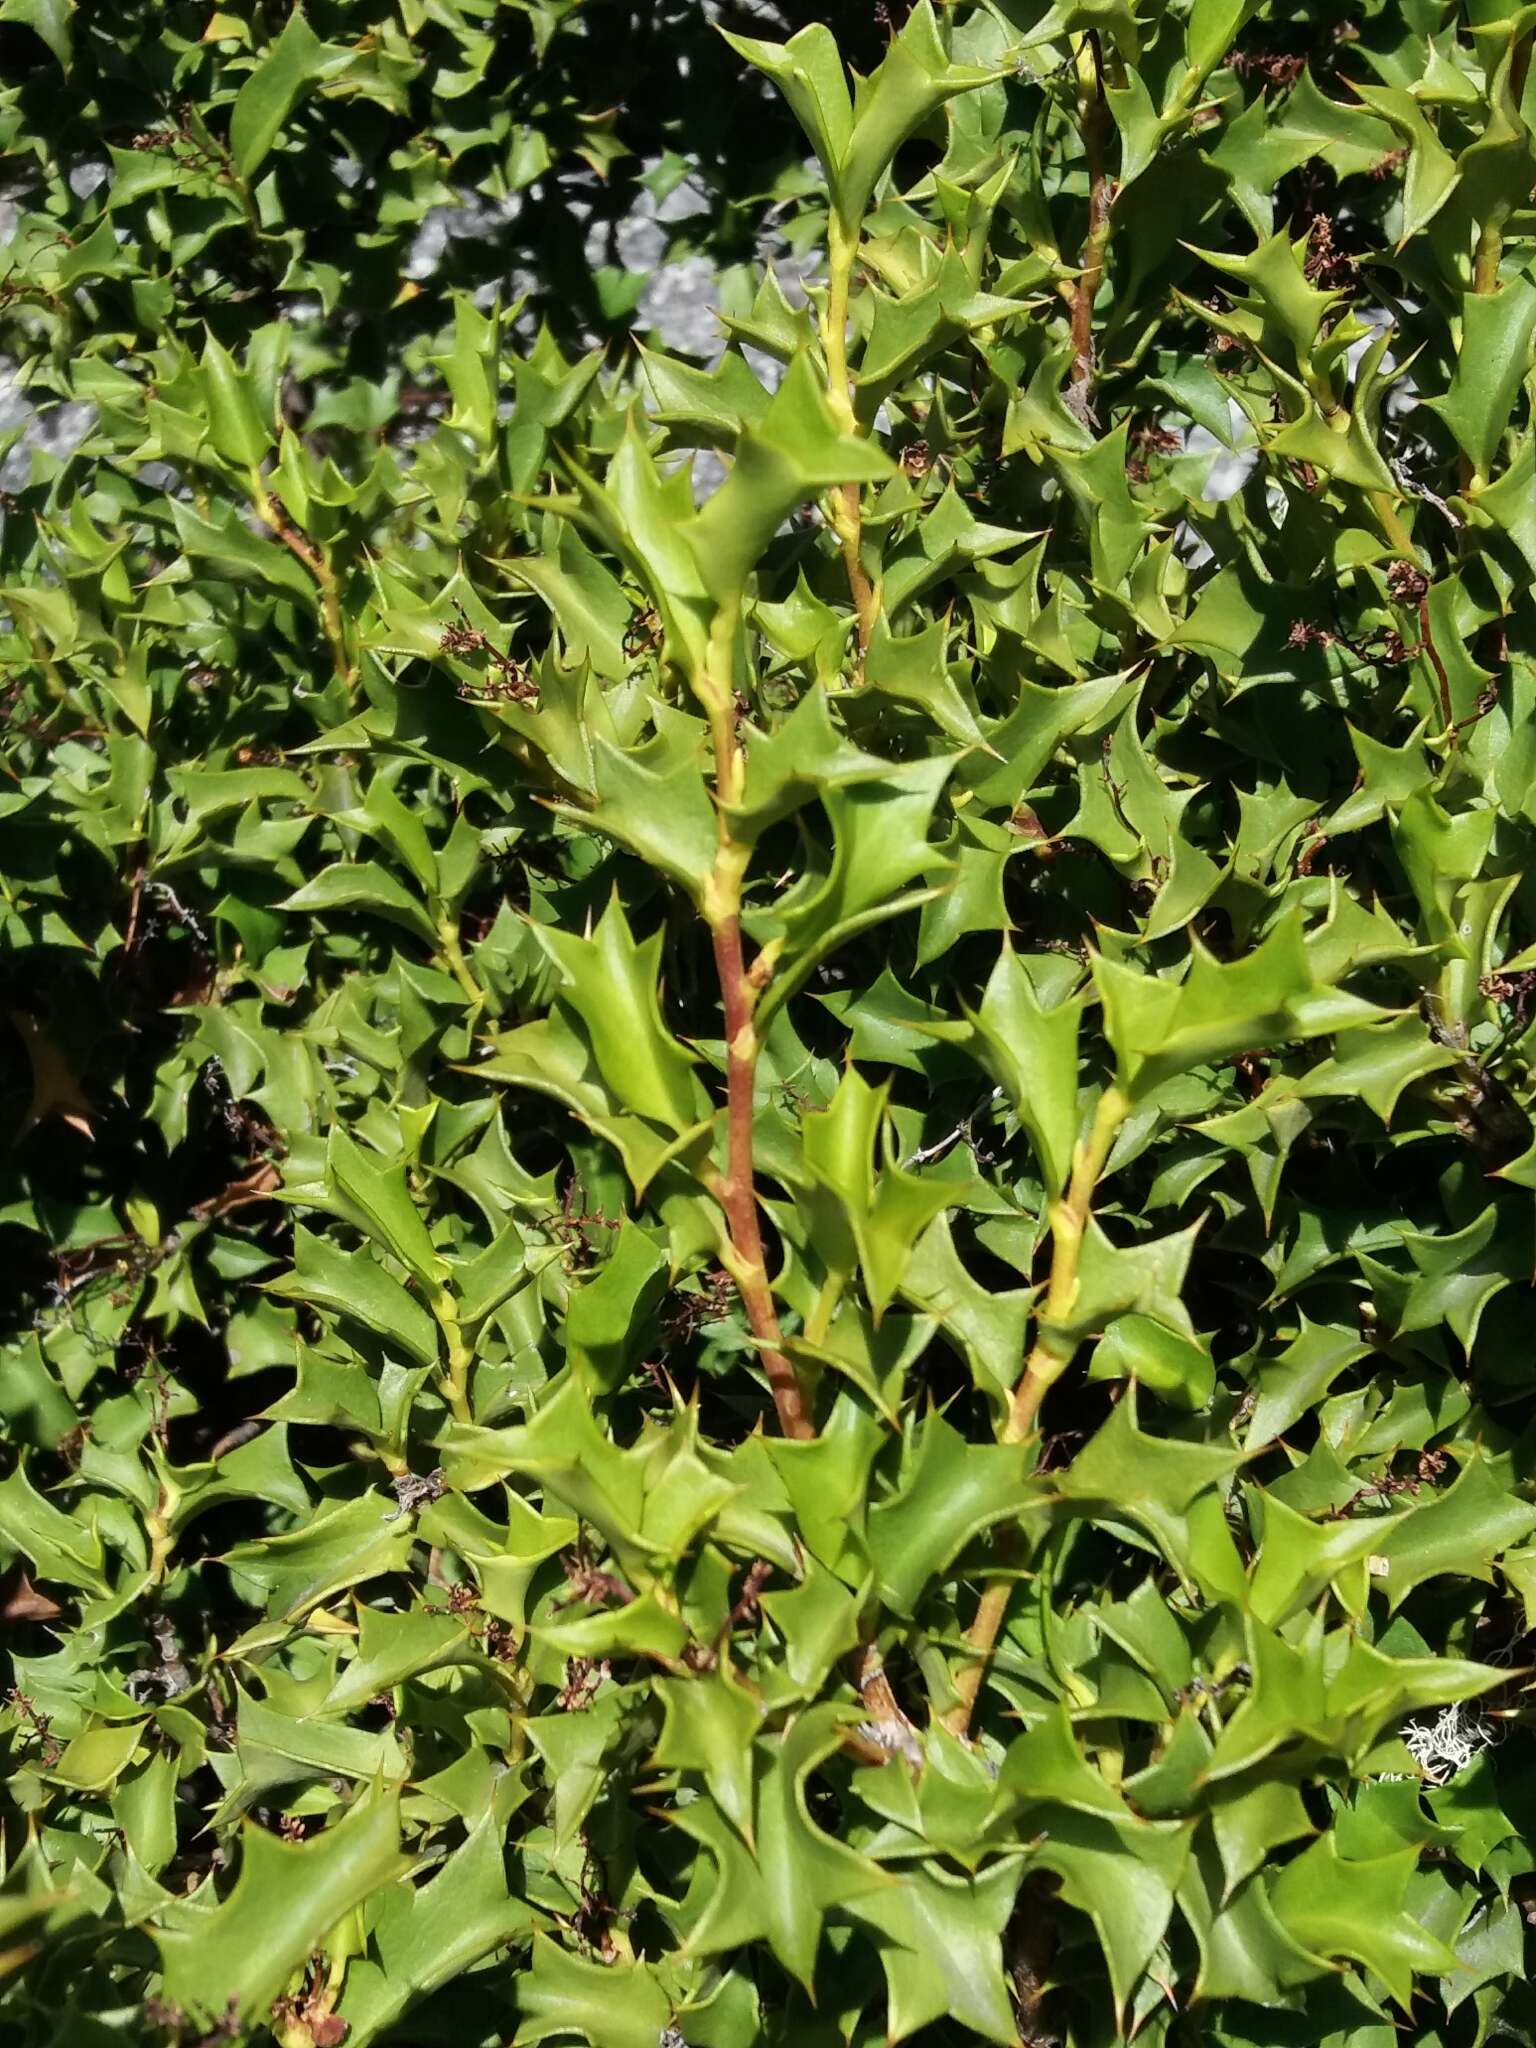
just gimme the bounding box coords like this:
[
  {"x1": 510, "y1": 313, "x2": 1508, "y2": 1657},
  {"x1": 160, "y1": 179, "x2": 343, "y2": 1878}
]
[
  {"x1": 229, "y1": 7, "x2": 332, "y2": 177},
  {"x1": 155, "y1": 1790, "x2": 406, "y2": 2021}
]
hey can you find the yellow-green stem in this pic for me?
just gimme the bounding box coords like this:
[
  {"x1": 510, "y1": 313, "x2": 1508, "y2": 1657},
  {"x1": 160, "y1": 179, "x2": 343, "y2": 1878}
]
[
  {"x1": 1474, "y1": 214, "x2": 1505, "y2": 298},
  {"x1": 943, "y1": 1085, "x2": 1128, "y2": 1736},
  {"x1": 1370, "y1": 490, "x2": 1418, "y2": 563},
  {"x1": 804, "y1": 1268, "x2": 848, "y2": 1350},
  {"x1": 146, "y1": 1479, "x2": 178, "y2": 1582},
  {"x1": 207, "y1": 127, "x2": 266, "y2": 249},
  {"x1": 249, "y1": 471, "x2": 356, "y2": 689},
  {"x1": 822, "y1": 218, "x2": 879, "y2": 661},
  {"x1": 436, "y1": 915, "x2": 488, "y2": 1012},
  {"x1": 322, "y1": 1935, "x2": 352, "y2": 2010},
  {"x1": 431, "y1": 1286, "x2": 473, "y2": 1424},
  {"x1": 1003, "y1": 1085, "x2": 1128, "y2": 1444},
  {"x1": 1464, "y1": 196, "x2": 1515, "y2": 489},
  {"x1": 1472, "y1": 37, "x2": 1530, "y2": 307},
  {"x1": 17, "y1": 620, "x2": 68, "y2": 703}
]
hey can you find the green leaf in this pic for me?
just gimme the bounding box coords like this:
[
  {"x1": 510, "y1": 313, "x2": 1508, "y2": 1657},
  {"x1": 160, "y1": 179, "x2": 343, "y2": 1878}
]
[
  {"x1": 1185, "y1": 0, "x2": 1259, "y2": 82},
  {"x1": 521, "y1": 1684, "x2": 655, "y2": 1851},
  {"x1": 1245, "y1": 1317, "x2": 1373, "y2": 1447},
  {"x1": 864, "y1": 615, "x2": 987, "y2": 747},
  {"x1": 834, "y1": 3, "x2": 1005, "y2": 230},
  {"x1": 535, "y1": 894, "x2": 705, "y2": 1134},
  {"x1": 1426, "y1": 272, "x2": 1536, "y2": 478},
  {"x1": 729, "y1": 686, "x2": 888, "y2": 838},
  {"x1": 963, "y1": 945, "x2": 1084, "y2": 1196},
  {"x1": 1089, "y1": 1313, "x2": 1215, "y2": 1412},
  {"x1": 760, "y1": 753, "x2": 955, "y2": 1007},
  {"x1": 323, "y1": 1605, "x2": 472, "y2": 1713},
  {"x1": 579, "y1": 724, "x2": 718, "y2": 901},
  {"x1": 168, "y1": 497, "x2": 318, "y2": 604},
  {"x1": 497, "y1": 525, "x2": 631, "y2": 681},
  {"x1": 278, "y1": 862, "x2": 440, "y2": 946},
  {"x1": 268, "y1": 1225, "x2": 440, "y2": 1367},
  {"x1": 717, "y1": 22, "x2": 854, "y2": 199},
  {"x1": 536, "y1": 1587, "x2": 690, "y2": 1662},
  {"x1": 685, "y1": 352, "x2": 894, "y2": 608},
  {"x1": 1095, "y1": 914, "x2": 1337, "y2": 1101},
  {"x1": 1247, "y1": 1489, "x2": 1401, "y2": 1625},
  {"x1": 868, "y1": 1411, "x2": 1038, "y2": 1616},
  {"x1": 1178, "y1": 1847, "x2": 1324, "y2": 2005},
  {"x1": 1268, "y1": 1832, "x2": 1459, "y2": 2008},
  {"x1": 1348, "y1": 79, "x2": 1461, "y2": 241},
  {"x1": 673, "y1": 1704, "x2": 891, "y2": 1987},
  {"x1": 342, "y1": 1816, "x2": 533, "y2": 2045},
  {"x1": 0, "y1": 0, "x2": 71, "y2": 63},
  {"x1": 900, "y1": 1212, "x2": 1035, "y2": 1401},
  {"x1": 512, "y1": 1936, "x2": 673, "y2": 2048},
  {"x1": 0, "y1": 1462, "x2": 110, "y2": 1593},
  {"x1": 229, "y1": 7, "x2": 332, "y2": 177},
  {"x1": 49, "y1": 1717, "x2": 145, "y2": 1792},
  {"x1": 1378, "y1": 1452, "x2": 1536, "y2": 1605},
  {"x1": 842, "y1": 1858, "x2": 1022, "y2": 2045},
  {"x1": 1055, "y1": 1388, "x2": 1244, "y2": 1598},
  {"x1": 1003, "y1": 1706, "x2": 1141, "y2": 1821},
  {"x1": 653, "y1": 1667, "x2": 767, "y2": 1841},
  {"x1": 641, "y1": 344, "x2": 774, "y2": 444},
  {"x1": 1042, "y1": 1213, "x2": 1204, "y2": 1358},
  {"x1": 1029, "y1": 1805, "x2": 1194, "y2": 2020},
  {"x1": 798, "y1": 1066, "x2": 964, "y2": 1315},
  {"x1": 200, "y1": 333, "x2": 274, "y2": 468},
  {"x1": 155, "y1": 1790, "x2": 406, "y2": 2022},
  {"x1": 222, "y1": 1495, "x2": 419, "y2": 1616},
  {"x1": 565, "y1": 1222, "x2": 669, "y2": 1393},
  {"x1": 325, "y1": 1126, "x2": 445, "y2": 1286},
  {"x1": 476, "y1": 1012, "x2": 706, "y2": 1198},
  {"x1": 435, "y1": 296, "x2": 499, "y2": 451}
]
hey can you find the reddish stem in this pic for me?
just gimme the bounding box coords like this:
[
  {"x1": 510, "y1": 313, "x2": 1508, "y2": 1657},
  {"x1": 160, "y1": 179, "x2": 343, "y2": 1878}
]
[
  {"x1": 701, "y1": 673, "x2": 813, "y2": 1445},
  {"x1": 709, "y1": 907, "x2": 813, "y2": 1442},
  {"x1": 1069, "y1": 34, "x2": 1113, "y2": 406}
]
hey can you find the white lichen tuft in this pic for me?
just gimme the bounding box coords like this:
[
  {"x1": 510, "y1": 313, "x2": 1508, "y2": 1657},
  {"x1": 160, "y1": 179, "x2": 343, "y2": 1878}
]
[{"x1": 1400, "y1": 1701, "x2": 1501, "y2": 1784}]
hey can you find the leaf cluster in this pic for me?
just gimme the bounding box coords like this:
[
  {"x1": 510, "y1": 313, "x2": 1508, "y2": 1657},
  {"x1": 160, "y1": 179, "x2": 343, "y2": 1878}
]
[{"x1": 4, "y1": 3, "x2": 1536, "y2": 2047}]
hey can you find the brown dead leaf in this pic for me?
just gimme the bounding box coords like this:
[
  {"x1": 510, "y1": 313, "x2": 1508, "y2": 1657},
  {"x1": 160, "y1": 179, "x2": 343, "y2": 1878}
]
[
  {"x1": 0, "y1": 1564, "x2": 63, "y2": 1624},
  {"x1": 8, "y1": 1010, "x2": 93, "y2": 1144}
]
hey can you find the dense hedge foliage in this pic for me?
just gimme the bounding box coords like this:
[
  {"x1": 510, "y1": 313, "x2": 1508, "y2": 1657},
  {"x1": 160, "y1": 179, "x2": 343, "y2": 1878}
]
[{"x1": 5, "y1": 2, "x2": 1536, "y2": 2044}]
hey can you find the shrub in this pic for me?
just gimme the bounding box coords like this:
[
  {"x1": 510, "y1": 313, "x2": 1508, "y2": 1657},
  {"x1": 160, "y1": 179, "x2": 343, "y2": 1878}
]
[{"x1": 3, "y1": 3, "x2": 1536, "y2": 2045}]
